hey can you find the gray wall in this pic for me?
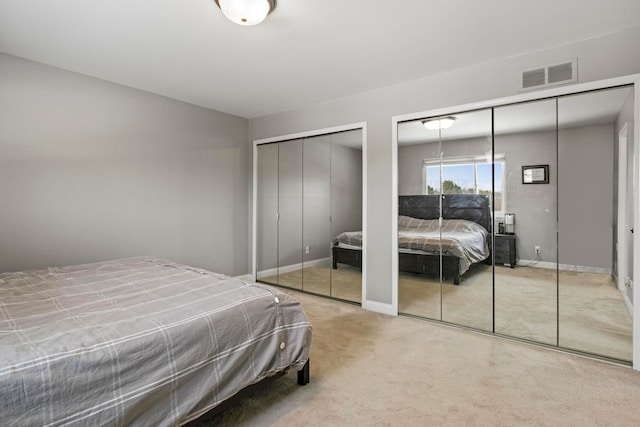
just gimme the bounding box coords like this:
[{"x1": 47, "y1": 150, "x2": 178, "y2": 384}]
[
  {"x1": 250, "y1": 26, "x2": 640, "y2": 307},
  {"x1": 0, "y1": 53, "x2": 249, "y2": 275}
]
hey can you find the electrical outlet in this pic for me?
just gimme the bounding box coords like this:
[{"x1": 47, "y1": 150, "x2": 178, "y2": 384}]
[
  {"x1": 535, "y1": 245, "x2": 541, "y2": 255},
  {"x1": 305, "y1": 245, "x2": 310, "y2": 254}
]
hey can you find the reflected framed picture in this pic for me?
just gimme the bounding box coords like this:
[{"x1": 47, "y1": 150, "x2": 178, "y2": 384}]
[{"x1": 522, "y1": 164, "x2": 549, "y2": 184}]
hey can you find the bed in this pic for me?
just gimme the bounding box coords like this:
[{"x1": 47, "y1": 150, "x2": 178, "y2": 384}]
[
  {"x1": 333, "y1": 194, "x2": 492, "y2": 284},
  {"x1": 0, "y1": 257, "x2": 312, "y2": 426}
]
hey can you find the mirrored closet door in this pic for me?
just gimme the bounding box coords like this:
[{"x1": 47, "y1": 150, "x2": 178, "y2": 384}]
[
  {"x1": 439, "y1": 109, "x2": 493, "y2": 332},
  {"x1": 302, "y1": 134, "x2": 331, "y2": 295},
  {"x1": 397, "y1": 108, "x2": 494, "y2": 332},
  {"x1": 330, "y1": 130, "x2": 364, "y2": 302},
  {"x1": 256, "y1": 128, "x2": 363, "y2": 303},
  {"x1": 557, "y1": 87, "x2": 634, "y2": 361},
  {"x1": 278, "y1": 140, "x2": 304, "y2": 290},
  {"x1": 256, "y1": 143, "x2": 279, "y2": 284},
  {"x1": 397, "y1": 82, "x2": 635, "y2": 363},
  {"x1": 493, "y1": 99, "x2": 558, "y2": 345},
  {"x1": 397, "y1": 126, "x2": 443, "y2": 320}
]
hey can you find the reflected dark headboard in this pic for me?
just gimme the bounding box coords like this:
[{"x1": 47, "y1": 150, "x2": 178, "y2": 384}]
[{"x1": 398, "y1": 194, "x2": 492, "y2": 233}]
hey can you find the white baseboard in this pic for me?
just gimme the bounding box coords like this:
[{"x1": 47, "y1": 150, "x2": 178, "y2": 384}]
[
  {"x1": 363, "y1": 300, "x2": 396, "y2": 316},
  {"x1": 517, "y1": 259, "x2": 611, "y2": 275},
  {"x1": 257, "y1": 257, "x2": 331, "y2": 279},
  {"x1": 612, "y1": 272, "x2": 624, "y2": 292}
]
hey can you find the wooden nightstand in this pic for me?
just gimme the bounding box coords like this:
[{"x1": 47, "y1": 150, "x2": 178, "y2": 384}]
[{"x1": 494, "y1": 234, "x2": 516, "y2": 268}]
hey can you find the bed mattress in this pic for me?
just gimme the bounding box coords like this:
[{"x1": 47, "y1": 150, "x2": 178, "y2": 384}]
[
  {"x1": 335, "y1": 216, "x2": 489, "y2": 274},
  {"x1": 0, "y1": 257, "x2": 312, "y2": 426}
]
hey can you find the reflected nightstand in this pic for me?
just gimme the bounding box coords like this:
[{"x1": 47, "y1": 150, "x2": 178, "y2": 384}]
[{"x1": 494, "y1": 234, "x2": 516, "y2": 268}]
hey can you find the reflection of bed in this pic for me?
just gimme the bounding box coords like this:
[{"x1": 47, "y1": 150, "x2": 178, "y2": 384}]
[
  {"x1": 0, "y1": 257, "x2": 312, "y2": 426},
  {"x1": 332, "y1": 194, "x2": 491, "y2": 284}
]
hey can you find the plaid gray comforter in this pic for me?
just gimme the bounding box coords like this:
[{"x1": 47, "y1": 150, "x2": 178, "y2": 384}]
[
  {"x1": 336, "y1": 216, "x2": 489, "y2": 274},
  {"x1": 0, "y1": 257, "x2": 312, "y2": 426}
]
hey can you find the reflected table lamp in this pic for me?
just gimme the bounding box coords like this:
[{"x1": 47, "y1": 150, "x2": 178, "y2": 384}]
[{"x1": 504, "y1": 213, "x2": 515, "y2": 234}]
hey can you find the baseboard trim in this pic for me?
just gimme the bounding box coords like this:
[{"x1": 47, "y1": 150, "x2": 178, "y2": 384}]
[
  {"x1": 364, "y1": 300, "x2": 396, "y2": 316},
  {"x1": 517, "y1": 259, "x2": 611, "y2": 274}
]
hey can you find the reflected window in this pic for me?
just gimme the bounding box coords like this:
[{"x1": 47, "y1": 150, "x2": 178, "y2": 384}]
[{"x1": 424, "y1": 158, "x2": 505, "y2": 212}]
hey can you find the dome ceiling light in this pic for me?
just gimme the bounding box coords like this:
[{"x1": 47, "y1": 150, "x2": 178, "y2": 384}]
[
  {"x1": 421, "y1": 116, "x2": 456, "y2": 130},
  {"x1": 215, "y1": 0, "x2": 276, "y2": 26}
]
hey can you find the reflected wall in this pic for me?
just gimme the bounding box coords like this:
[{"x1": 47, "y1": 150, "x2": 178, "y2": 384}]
[
  {"x1": 557, "y1": 87, "x2": 634, "y2": 361},
  {"x1": 303, "y1": 135, "x2": 331, "y2": 295},
  {"x1": 256, "y1": 143, "x2": 279, "y2": 283},
  {"x1": 494, "y1": 99, "x2": 558, "y2": 345}
]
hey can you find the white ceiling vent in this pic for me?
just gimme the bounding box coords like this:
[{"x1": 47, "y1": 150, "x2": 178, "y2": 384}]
[{"x1": 520, "y1": 58, "x2": 577, "y2": 91}]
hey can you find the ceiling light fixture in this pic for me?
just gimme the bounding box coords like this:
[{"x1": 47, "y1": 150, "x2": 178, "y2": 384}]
[
  {"x1": 421, "y1": 116, "x2": 456, "y2": 130},
  {"x1": 215, "y1": 0, "x2": 276, "y2": 26}
]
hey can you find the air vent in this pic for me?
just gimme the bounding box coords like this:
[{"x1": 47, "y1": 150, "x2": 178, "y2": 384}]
[
  {"x1": 520, "y1": 58, "x2": 577, "y2": 91},
  {"x1": 522, "y1": 68, "x2": 546, "y2": 89},
  {"x1": 548, "y1": 62, "x2": 573, "y2": 84}
]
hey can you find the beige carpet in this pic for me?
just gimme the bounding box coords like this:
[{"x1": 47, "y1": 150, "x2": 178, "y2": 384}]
[{"x1": 202, "y1": 290, "x2": 640, "y2": 426}]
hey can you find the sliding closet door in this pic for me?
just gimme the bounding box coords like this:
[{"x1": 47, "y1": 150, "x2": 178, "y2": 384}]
[
  {"x1": 256, "y1": 143, "x2": 279, "y2": 284},
  {"x1": 397, "y1": 120, "x2": 442, "y2": 320},
  {"x1": 439, "y1": 109, "x2": 493, "y2": 332},
  {"x1": 302, "y1": 135, "x2": 332, "y2": 296},
  {"x1": 557, "y1": 87, "x2": 633, "y2": 361},
  {"x1": 395, "y1": 80, "x2": 637, "y2": 364},
  {"x1": 277, "y1": 140, "x2": 303, "y2": 290},
  {"x1": 330, "y1": 129, "x2": 363, "y2": 302},
  {"x1": 493, "y1": 100, "x2": 558, "y2": 345},
  {"x1": 256, "y1": 128, "x2": 364, "y2": 304}
]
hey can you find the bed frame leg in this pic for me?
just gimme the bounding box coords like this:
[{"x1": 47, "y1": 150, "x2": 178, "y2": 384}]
[{"x1": 297, "y1": 359, "x2": 309, "y2": 385}]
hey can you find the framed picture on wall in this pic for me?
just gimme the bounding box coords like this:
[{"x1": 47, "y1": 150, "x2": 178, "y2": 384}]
[{"x1": 522, "y1": 164, "x2": 549, "y2": 184}]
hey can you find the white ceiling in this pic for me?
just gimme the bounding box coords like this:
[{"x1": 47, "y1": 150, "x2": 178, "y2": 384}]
[{"x1": 1, "y1": 0, "x2": 639, "y2": 119}]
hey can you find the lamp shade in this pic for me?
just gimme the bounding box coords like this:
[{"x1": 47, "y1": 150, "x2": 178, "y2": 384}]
[
  {"x1": 216, "y1": 0, "x2": 275, "y2": 26},
  {"x1": 504, "y1": 213, "x2": 515, "y2": 234}
]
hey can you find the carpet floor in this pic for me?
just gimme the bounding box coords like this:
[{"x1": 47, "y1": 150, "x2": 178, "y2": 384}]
[{"x1": 202, "y1": 290, "x2": 640, "y2": 426}]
